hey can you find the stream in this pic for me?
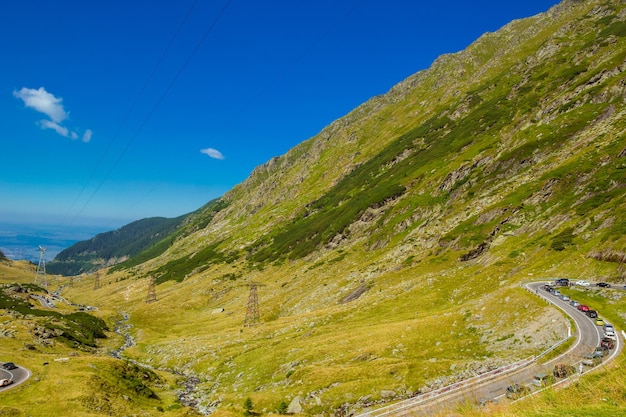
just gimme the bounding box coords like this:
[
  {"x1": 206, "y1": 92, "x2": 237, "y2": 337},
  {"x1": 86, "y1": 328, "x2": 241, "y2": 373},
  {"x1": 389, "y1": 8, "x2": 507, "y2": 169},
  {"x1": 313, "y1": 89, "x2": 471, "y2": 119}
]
[{"x1": 111, "y1": 312, "x2": 211, "y2": 414}]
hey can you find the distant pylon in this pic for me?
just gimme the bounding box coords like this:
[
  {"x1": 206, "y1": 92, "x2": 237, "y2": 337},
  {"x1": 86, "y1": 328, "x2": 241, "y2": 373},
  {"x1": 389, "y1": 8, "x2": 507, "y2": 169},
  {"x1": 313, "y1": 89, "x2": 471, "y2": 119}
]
[
  {"x1": 34, "y1": 246, "x2": 47, "y2": 287},
  {"x1": 93, "y1": 271, "x2": 100, "y2": 290},
  {"x1": 146, "y1": 275, "x2": 157, "y2": 303},
  {"x1": 243, "y1": 282, "x2": 265, "y2": 327},
  {"x1": 69, "y1": 276, "x2": 74, "y2": 288}
]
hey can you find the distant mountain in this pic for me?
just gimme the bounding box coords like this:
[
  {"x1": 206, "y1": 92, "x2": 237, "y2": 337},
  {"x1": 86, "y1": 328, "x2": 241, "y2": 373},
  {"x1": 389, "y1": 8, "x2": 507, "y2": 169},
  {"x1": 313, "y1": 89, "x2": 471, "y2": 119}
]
[
  {"x1": 0, "y1": 249, "x2": 8, "y2": 262},
  {"x1": 47, "y1": 216, "x2": 188, "y2": 275}
]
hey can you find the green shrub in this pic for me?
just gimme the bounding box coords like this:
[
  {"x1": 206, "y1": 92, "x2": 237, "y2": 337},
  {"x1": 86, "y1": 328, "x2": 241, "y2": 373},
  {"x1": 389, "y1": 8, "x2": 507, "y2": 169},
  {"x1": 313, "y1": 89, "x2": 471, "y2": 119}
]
[{"x1": 550, "y1": 227, "x2": 575, "y2": 251}]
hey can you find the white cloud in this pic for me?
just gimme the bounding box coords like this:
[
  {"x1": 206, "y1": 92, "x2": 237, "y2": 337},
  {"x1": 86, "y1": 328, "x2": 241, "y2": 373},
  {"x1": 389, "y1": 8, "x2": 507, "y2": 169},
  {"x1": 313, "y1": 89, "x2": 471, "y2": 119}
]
[
  {"x1": 82, "y1": 129, "x2": 93, "y2": 143},
  {"x1": 13, "y1": 87, "x2": 68, "y2": 123},
  {"x1": 200, "y1": 148, "x2": 225, "y2": 160},
  {"x1": 13, "y1": 86, "x2": 93, "y2": 142},
  {"x1": 39, "y1": 120, "x2": 69, "y2": 137}
]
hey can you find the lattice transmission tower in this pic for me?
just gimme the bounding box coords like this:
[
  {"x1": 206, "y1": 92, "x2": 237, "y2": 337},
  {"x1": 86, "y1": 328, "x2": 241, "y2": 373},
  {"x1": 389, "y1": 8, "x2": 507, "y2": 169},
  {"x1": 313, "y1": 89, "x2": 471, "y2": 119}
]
[
  {"x1": 34, "y1": 245, "x2": 47, "y2": 287},
  {"x1": 146, "y1": 275, "x2": 157, "y2": 303},
  {"x1": 93, "y1": 271, "x2": 101, "y2": 290},
  {"x1": 242, "y1": 282, "x2": 265, "y2": 327}
]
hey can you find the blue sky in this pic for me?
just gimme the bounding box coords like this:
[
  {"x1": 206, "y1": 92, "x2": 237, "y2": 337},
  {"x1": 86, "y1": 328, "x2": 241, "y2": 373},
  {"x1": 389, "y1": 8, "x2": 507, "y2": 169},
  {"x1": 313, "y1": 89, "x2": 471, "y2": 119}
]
[{"x1": 1, "y1": 0, "x2": 560, "y2": 229}]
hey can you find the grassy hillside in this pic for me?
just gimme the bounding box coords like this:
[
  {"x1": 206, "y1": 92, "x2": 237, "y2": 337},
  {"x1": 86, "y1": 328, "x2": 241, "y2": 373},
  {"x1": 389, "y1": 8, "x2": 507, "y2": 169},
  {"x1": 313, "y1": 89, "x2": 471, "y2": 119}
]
[
  {"x1": 47, "y1": 216, "x2": 189, "y2": 276},
  {"x1": 1, "y1": 0, "x2": 626, "y2": 416}
]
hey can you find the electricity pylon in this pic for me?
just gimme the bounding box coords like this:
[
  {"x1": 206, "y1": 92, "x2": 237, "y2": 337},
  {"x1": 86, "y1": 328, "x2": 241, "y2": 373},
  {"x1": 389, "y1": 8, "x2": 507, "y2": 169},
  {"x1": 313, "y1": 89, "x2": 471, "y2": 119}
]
[
  {"x1": 242, "y1": 282, "x2": 265, "y2": 327},
  {"x1": 146, "y1": 275, "x2": 157, "y2": 303},
  {"x1": 34, "y1": 246, "x2": 47, "y2": 287},
  {"x1": 93, "y1": 271, "x2": 100, "y2": 290}
]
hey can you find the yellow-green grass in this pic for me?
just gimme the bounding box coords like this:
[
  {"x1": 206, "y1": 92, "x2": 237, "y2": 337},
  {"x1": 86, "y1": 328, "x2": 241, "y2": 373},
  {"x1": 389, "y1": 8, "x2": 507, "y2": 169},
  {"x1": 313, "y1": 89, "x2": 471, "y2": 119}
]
[
  {"x1": 455, "y1": 286, "x2": 626, "y2": 417},
  {"x1": 47, "y1": 250, "x2": 569, "y2": 415},
  {"x1": 2, "y1": 235, "x2": 620, "y2": 417},
  {"x1": 0, "y1": 262, "x2": 186, "y2": 416}
]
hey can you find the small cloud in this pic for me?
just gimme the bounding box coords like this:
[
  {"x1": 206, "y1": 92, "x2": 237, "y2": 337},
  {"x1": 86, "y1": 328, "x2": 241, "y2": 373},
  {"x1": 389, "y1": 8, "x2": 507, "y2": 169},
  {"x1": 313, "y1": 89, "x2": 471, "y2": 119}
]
[
  {"x1": 82, "y1": 129, "x2": 93, "y2": 143},
  {"x1": 13, "y1": 86, "x2": 93, "y2": 142},
  {"x1": 39, "y1": 120, "x2": 69, "y2": 137},
  {"x1": 200, "y1": 148, "x2": 225, "y2": 160},
  {"x1": 13, "y1": 87, "x2": 68, "y2": 123}
]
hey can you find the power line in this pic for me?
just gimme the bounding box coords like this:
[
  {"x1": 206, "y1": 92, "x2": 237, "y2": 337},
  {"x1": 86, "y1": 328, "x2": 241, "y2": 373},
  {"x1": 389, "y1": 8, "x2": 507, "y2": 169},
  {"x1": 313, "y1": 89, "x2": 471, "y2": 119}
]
[
  {"x1": 121, "y1": 0, "x2": 365, "y2": 218},
  {"x1": 61, "y1": 0, "x2": 201, "y2": 226},
  {"x1": 70, "y1": 0, "x2": 234, "y2": 226}
]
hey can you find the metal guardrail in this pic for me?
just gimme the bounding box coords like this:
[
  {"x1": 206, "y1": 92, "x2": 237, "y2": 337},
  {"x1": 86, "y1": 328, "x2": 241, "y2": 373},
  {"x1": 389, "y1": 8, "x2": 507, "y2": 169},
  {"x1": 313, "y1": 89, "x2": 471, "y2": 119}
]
[
  {"x1": 356, "y1": 354, "x2": 535, "y2": 417},
  {"x1": 356, "y1": 282, "x2": 573, "y2": 417}
]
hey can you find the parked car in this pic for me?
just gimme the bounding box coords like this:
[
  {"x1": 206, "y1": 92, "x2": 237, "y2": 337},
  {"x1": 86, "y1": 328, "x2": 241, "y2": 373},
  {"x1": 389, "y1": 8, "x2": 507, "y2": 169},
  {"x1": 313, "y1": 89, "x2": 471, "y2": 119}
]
[
  {"x1": 601, "y1": 337, "x2": 615, "y2": 350},
  {"x1": 553, "y1": 290, "x2": 562, "y2": 297},
  {"x1": 575, "y1": 280, "x2": 590, "y2": 286},
  {"x1": 596, "y1": 282, "x2": 611, "y2": 288},
  {"x1": 577, "y1": 304, "x2": 590, "y2": 312},
  {"x1": 560, "y1": 294, "x2": 570, "y2": 302},
  {"x1": 604, "y1": 326, "x2": 616, "y2": 339},
  {"x1": 603, "y1": 323, "x2": 614, "y2": 333},
  {"x1": 595, "y1": 317, "x2": 605, "y2": 326},
  {"x1": 569, "y1": 300, "x2": 580, "y2": 307},
  {"x1": 582, "y1": 352, "x2": 603, "y2": 366},
  {"x1": 555, "y1": 278, "x2": 570, "y2": 287},
  {"x1": 0, "y1": 379, "x2": 12, "y2": 387},
  {"x1": 586, "y1": 310, "x2": 598, "y2": 318},
  {"x1": 505, "y1": 383, "x2": 530, "y2": 399},
  {"x1": 1, "y1": 362, "x2": 17, "y2": 370},
  {"x1": 594, "y1": 345, "x2": 609, "y2": 357}
]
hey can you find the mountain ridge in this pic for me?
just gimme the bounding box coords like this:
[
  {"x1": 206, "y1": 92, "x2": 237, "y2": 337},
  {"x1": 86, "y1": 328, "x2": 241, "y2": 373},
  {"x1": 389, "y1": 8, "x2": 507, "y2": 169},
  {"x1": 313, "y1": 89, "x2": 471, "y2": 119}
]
[{"x1": 32, "y1": 0, "x2": 626, "y2": 415}]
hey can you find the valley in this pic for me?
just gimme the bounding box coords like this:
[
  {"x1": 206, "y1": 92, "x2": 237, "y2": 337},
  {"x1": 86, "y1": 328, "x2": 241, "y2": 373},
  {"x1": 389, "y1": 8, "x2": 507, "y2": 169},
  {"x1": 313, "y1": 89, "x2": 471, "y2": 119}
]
[{"x1": 1, "y1": 0, "x2": 626, "y2": 416}]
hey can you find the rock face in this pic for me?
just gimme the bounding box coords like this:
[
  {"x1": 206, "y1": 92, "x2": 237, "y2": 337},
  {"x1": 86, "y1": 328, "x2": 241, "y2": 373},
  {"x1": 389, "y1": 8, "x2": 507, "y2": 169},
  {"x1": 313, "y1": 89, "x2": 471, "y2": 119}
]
[{"x1": 32, "y1": 325, "x2": 59, "y2": 346}]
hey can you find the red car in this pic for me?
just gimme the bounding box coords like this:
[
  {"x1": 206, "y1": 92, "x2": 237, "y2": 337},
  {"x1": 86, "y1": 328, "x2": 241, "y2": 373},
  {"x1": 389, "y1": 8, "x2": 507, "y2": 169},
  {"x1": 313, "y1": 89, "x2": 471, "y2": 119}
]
[{"x1": 577, "y1": 304, "x2": 590, "y2": 312}]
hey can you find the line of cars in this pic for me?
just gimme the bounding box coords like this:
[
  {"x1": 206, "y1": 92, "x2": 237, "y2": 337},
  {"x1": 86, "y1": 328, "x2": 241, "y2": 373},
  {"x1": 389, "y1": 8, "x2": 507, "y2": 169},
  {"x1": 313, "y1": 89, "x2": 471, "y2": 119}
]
[
  {"x1": 505, "y1": 279, "x2": 619, "y2": 401},
  {"x1": 541, "y1": 279, "x2": 617, "y2": 367}
]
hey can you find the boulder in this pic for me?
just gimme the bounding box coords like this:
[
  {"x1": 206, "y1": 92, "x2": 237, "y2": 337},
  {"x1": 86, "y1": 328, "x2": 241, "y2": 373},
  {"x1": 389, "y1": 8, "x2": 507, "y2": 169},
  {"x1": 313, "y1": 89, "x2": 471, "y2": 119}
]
[{"x1": 287, "y1": 396, "x2": 303, "y2": 414}]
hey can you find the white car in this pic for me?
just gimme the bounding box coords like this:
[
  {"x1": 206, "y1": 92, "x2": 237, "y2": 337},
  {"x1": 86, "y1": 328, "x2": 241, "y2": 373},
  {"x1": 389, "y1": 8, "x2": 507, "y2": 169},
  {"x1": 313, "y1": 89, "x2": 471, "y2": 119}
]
[{"x1": 575, "y1": 280, "x2": 590, "y2": 286}]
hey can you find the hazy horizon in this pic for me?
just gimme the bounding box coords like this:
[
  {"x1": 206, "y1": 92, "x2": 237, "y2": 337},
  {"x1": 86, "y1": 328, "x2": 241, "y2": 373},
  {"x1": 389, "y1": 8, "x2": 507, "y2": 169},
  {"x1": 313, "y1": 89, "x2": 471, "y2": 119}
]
[{"x1": 0, "y1": 221, "x2": 116, "y2": 262}]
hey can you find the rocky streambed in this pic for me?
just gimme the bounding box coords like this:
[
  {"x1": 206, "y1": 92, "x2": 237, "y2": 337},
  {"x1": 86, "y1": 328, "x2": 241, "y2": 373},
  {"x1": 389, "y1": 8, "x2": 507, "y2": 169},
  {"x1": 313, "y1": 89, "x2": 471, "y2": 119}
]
[{"x1": 111, "y1": 312, "x2": 212, "y2": 414}]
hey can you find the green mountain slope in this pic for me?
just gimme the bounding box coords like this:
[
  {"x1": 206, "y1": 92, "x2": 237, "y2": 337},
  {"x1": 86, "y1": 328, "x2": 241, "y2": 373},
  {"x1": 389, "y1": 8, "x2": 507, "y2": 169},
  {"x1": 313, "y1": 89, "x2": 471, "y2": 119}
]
[
  {"x1": 47, "y1": 216, "x2": 188, "y2": 275},
  {"x1": 43, "y1": 1, "x2": 626, "y2": 416},
  {"x1": 119, "y1": 0, "x2": 626, "y2": 284}
]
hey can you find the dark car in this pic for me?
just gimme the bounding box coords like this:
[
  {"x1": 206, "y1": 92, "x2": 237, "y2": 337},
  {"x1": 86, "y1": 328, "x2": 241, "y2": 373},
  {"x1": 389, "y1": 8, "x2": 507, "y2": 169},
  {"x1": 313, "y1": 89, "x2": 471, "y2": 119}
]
[
  {"x1": 1, "y1": 362, "x2": 17, "y2": 370},
  {"x1": 586, "y1": 310, "x2": 598, "y2": 318},
  {"x1": 601, "y1": 337, "x2": 615, "y2": 350},
  {"x1": 596, "y1": 282, "x2": 611, "y2": 288},
  {"x1": 594, "y1": 345, "x2": 609, "y2": 357},
  {"x1": 582, "y1": 352, "x2": 603, "y2": 367},
  {"x1": 555, "y1": 278, "x2": 570, "y2": 286}
]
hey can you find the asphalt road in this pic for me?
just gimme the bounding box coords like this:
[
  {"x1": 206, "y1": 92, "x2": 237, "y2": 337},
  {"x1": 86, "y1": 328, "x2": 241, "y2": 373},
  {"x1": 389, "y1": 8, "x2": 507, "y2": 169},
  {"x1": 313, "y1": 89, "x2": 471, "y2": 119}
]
[
  {"x1": 357, "y1": 281, "x2": 623, "y2": 417},
  {"x1": 0, "y1": 363, "x2": 31, "y2": 392}
]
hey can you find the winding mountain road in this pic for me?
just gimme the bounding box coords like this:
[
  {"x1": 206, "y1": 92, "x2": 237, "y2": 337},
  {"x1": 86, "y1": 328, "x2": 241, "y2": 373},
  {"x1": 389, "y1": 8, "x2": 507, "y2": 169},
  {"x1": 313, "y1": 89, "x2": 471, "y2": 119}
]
[
  {"x1": 0, "y1": 363, "x2": 31, "y2": 393},
  {"x1": 357, "y1": 281, "x2": 623, "y2": 417}
]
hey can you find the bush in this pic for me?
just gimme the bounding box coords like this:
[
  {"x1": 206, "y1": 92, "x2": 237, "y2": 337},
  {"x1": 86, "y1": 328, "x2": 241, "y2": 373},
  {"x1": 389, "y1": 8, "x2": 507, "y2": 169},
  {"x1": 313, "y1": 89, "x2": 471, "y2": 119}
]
[{"x1": 551, "y1": 227, "x2": 574, "y2": 251}]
